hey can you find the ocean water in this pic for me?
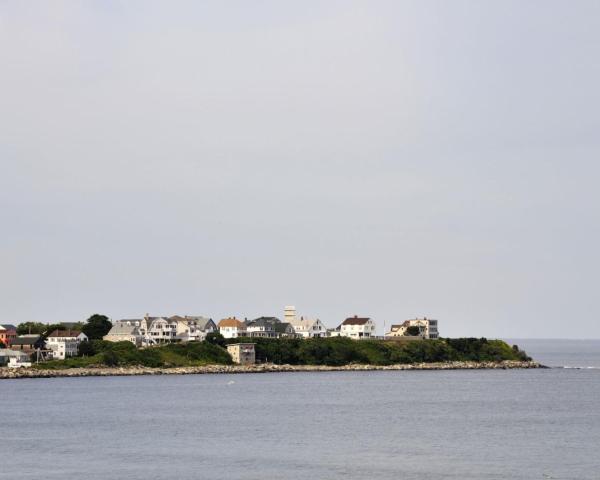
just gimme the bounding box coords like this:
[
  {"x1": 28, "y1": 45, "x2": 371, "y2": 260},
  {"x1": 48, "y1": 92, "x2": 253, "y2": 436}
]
[{"x1": 1, "y1": 340, "x2": 599, "y2": 480}]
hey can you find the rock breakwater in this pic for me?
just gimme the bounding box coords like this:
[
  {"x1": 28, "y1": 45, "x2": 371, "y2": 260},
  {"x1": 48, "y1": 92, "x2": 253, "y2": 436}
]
[{"x1": 0, "y1": 360, "x2": 542, "y2": 379}]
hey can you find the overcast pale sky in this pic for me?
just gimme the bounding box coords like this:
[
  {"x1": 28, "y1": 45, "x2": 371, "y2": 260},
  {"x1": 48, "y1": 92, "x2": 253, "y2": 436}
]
[{"x1": 1, "y1": 1, "x2": 599, "y2": 338}]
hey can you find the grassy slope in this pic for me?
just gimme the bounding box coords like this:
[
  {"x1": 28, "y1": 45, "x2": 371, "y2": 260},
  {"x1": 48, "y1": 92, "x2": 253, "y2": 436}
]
[
  {"x1": 34, "y1": 337, "x2": 531, "y2": 370},
  {"x1": 227, "y1": 337, "x2": 531, "y2": 367}
]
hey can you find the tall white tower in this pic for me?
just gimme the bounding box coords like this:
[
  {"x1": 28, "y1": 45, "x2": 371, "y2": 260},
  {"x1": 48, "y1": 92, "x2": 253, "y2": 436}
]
[{"x1": 284, "y1": 306, "x2": 296, "y2": 324}]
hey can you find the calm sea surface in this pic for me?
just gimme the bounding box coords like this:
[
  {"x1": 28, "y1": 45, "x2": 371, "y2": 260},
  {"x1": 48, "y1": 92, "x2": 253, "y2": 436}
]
[{"x1": 1, "y1": 339, "x2": 599, "y2": 480}]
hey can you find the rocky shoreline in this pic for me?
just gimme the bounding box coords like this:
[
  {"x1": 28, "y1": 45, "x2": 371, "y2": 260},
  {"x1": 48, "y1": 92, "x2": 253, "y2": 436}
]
[{"x1": 0, "y1": 360, "x2": 542, "y2": 379}]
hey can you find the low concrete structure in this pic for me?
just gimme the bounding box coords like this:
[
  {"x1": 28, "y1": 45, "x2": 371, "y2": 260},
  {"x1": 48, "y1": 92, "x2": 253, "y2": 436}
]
[{"x1": 227, "y1": 343, "x2": 256, "y2": 365}]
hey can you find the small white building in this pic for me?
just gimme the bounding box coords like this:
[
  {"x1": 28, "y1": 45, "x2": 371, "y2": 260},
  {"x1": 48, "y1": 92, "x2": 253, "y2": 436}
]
[
  {"x1": 218, "y1": 318, "x2": 247, "y2": 339},
  {"x1": 0, "y1": 349, "x2": 32, "y2": 368},
  {"x1": 339, "y1": 316, "x2": 376, "y2": 339}
]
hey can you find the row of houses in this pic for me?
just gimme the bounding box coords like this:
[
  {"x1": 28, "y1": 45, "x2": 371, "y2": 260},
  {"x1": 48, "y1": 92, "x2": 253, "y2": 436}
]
[
  {"x1": 0, "y1": 314, "x2": 440, "y2": 368},
  {"x1": 101, "y1": 307, "x2": 439, "y2": 346},
  {"x1": 0, "y1": 328, "x2": 89, "y2": 367}
]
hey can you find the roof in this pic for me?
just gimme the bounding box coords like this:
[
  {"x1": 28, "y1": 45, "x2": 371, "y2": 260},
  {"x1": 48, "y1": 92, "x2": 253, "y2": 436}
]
[
  {"x1": 248, "y1": 317, "x2": 280, "y2": 328},
  {"x1": 105, "y1": 324, "x2": 140, "y2": 336},
  {"x1": 273, "y1": 322, "x2": 293, "y2": 333},
  {"x1": 179, "y1": 316, "x2": 215, "y2": 330},
  {"x1": 342, "y1": 316, "x2": 371, "y2": 326},
  {"x1": 11, "y1": 336, "x2": 43, "y2": 346},
  {"x1": 0, "y1": 349, "x2": 30, "y2": 358},
  {"x1": 218, "y1": 318, "x2": 245, "y2": 328},
  {"x1": 252, "y1": 316, "x2": 280, "y2": 323},
  {"x1": 1, "y1": 324, "x2": 17, "y2": 331},
  {"x1": 48, "y1": 329, "x2": 83, "y2": 338}
]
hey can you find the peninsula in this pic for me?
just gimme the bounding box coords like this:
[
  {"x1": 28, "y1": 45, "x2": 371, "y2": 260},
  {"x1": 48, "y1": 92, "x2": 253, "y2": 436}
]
[{"x1": 0, "y1": 336, "x2": 539, "y2": 379}]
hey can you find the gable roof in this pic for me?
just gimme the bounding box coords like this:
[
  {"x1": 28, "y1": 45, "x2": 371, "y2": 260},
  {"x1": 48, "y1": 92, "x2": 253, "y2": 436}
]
[
  {"x1": 11, "y1": 336, "x2": 43, "y2": 346},
  {"x1": 218, "y1": 318, "x2": 245, "y2": 328},
  {"x1": 1, "y1": 324, "x2": 17, "y2": 331},
  {"x1": 342, "y1": 316, "x2": 371, "y2": 326},
  {"x1": 48, "y1": 329, "x2": 84, "y2": 338},
  {"x1": 248, "y1": 317, "x2": 280, "y2": 328},
  {"x1": 105, "y1": 324, "x2": 141, "y2": 336},
  {"x1": 273, "y1": 322, "x2": 294, "y2": 333},
  {"x1": 180, "y1": 316, "x2": 215, "y2": 330}
]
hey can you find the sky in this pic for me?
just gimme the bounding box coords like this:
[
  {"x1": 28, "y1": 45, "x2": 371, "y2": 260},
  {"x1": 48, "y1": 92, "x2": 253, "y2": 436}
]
[{"x1": 1, "y1": 1, "x2": 599, "y2": 338}]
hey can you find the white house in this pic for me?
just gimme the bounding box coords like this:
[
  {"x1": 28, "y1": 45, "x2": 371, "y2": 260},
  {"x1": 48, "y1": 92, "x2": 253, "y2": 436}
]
[
  {"x1": 218, "y1": 317, "x2": 247, "y2": 339},
  {"x1": 171, "y1": 315, "x2": 217, "y2": 342},
  {"x1": 246, "y1": 317, "x2": 280, "y2": 338},
  {"x1": 339, "y1": 316, "x2": 376, "y2": 339},
  {"x1": 386, "y1": 318, "x2": 439, "y2": 339},
  {"x1": 45, "y1": 329, "x2": 88, "y2": 360},
  {"x1": 284, "y1": 306, "x2": 327, "y2": 338},
  {"x1": 290, "y1": 317, "x2": 328, "y2": 338}
]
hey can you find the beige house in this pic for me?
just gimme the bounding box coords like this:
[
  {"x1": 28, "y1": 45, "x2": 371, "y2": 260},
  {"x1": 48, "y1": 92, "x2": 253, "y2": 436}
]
[
  {"x1": 103, "y1": 324, "x2": 143, "y2": 346},
  {"x1": 386, "y1": 318, "x2": 439, "y2": 339},
  {"x1": 227, "y1": 343, "x2": 255, "y2": 365}
]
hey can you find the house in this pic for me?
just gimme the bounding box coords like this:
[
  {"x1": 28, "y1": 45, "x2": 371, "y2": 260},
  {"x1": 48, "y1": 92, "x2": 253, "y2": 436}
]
[
  {"x1": 103, "y1": 324, "x2": 143, "y2": 346},
  {"x1": 227, "y1": 343, "x2": 255, "y2": 365},
  {"x1": 246, "y1": 317, "x2": 280, "y2": 338},
  {"x1": 45, "y1": 330, "x2": 87, "y2": 360},
  {"x1": 0, "y1": 349, "x2": 32, "y2": 368},
  {"x1": 0, "y1": 324, "x2": 17, "y2": 347},
  {"x1": 10, "y1": 335, "x2": 45, "y2": 353},
  {"x1": 218, "y1": 317, "x2": 247, "y2": 339},
  {"x1": 289, "y1": 317, "x2": 328, "y2": 338},
  {"x1": 386, "y1": 318, "x2": 439, "y2": 339},
  {"x1": 170, "y1": 315, "x2": 217, "y2": 342},
  {"x1": 273, "y1": 322, "x2": 297, "y2": 338},
  {"x1": 47, "y1": 329, "x2": 88, "y2": 343},
  {"x1": 143, "y1": 315, "x2": 178, "y2": 344},
  {"x1": 339, "y1": 316, "x2": 376, "y2": 339},
  {"x1": 284, "y1": 306, "x2": 327, "y2": 338}
]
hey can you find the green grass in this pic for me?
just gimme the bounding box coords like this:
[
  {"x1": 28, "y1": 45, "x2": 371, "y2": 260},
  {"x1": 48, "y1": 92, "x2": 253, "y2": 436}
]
[
  {"x1": 225, "y1": 336, "x2": 532, "y2": 366},
  {"x1": 34, "y1": 340, "x2": 233, "y2": 370}
]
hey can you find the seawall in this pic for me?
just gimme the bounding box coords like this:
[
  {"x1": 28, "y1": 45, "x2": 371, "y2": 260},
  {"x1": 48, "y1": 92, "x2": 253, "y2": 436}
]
[{"x1": 0, "y1": 360, "x2": 542, "y2": 379}]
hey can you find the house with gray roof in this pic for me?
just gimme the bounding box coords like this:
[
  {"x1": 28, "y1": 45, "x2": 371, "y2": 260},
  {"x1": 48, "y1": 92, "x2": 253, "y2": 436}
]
[{"x1": 103, "y1": 324, "x2": 143, "y2": 347}]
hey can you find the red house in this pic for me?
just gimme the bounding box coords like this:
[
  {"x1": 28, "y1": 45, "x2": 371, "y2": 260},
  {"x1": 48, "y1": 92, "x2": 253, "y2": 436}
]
[{"x1": 0, "y1": 324, "x2": 18, "y2": 347}]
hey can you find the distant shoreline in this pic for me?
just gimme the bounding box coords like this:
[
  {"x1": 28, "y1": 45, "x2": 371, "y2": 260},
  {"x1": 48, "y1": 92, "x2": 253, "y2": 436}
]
[{"x1": 0, "y1": 360, "x2": 542, "y2": 380}]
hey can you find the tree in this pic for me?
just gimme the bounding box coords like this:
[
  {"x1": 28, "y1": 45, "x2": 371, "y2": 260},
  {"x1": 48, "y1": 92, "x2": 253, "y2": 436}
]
[
  {"x1": 17, "y1": 322, "x2": 48, "y2": 335},
  {"x1": 82, "y1": 314, "x2": 112, "y2": 340},
  {"x1": 0, "y1": 340, "x2": 5, "y2": 349},
  {"x1": 405, "y1": 326, "x2": 422, "y2": 336},
  {"x1": 205, "y1": 332, "x2": 226, "y2": 348}
]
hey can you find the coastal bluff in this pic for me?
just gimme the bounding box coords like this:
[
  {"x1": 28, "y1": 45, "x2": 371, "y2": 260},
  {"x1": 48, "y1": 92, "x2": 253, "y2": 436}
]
[{"x1": 0, "y1": 360, "x2": 542, "y2": 379}]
